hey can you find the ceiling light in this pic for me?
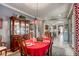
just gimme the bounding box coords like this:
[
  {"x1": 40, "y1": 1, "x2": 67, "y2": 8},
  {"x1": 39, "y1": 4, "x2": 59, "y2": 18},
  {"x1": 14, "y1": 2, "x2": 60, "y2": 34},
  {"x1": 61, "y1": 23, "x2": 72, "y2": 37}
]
[{"x1": 58, "y1": 14, "x2": 62, "y2": 17}]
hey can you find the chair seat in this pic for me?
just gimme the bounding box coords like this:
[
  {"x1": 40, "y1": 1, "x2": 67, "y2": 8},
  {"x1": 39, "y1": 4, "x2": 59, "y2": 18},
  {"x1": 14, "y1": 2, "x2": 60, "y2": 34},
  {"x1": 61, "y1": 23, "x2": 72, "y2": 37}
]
[{"x1": 0, "y1": 46, "x2": 7, "y2": 51}]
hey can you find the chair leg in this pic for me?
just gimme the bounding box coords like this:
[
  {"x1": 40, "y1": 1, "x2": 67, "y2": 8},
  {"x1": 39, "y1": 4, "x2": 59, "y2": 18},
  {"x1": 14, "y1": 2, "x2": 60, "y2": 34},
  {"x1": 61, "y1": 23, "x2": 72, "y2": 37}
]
[
  {"x1": 21, "y1": 52, "x2": 24, "y2": 56},
  {"x1": 47, "y1": 51, "x2": 49, "y2": 56},
  {"x1": 20, "y1": 49, "x2": 24, "y2": 56},
  {"x1": 48, "y1": 46, "x2": 52, "y2": 56},
  {"x1": 0, "y1": 51, "x2": 2, "y2": 55},
  {"x1": 5, "y1": 50, "x2": 7, "y2": 56}
]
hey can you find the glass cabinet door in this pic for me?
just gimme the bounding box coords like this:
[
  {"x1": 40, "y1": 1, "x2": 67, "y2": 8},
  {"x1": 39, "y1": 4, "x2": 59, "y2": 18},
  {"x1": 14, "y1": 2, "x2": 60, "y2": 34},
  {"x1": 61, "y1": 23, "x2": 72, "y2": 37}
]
[
  {"x1": 21, "y1": 21, "x2": 25, "y2": 35},
  {"x1": 30, "y1": 23, "x2": 36, "y2": 38},
  {"x1": 26, "y1": 23, "x2": 29, "y2": 34},
  {"x1": 14, "y1": 20, "x2": 20, "y2": 35}
]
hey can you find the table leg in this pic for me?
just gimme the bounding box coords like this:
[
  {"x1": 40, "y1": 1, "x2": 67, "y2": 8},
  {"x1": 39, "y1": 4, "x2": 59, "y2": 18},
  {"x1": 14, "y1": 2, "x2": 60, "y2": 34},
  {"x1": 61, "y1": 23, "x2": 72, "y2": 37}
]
[{"x1": 5, "y1": 49, "x2": 7, "y2": 56}]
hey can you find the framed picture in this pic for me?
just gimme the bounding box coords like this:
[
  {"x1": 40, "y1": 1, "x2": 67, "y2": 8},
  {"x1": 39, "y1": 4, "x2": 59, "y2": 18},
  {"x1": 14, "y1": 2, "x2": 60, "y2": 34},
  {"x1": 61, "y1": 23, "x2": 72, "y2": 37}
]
[
  {"x1": 53, "y1": 25, "x2": 56, "y2": 29},
  {"x1": 0, "y1": 18, "x2": 3, "y2": 29}
]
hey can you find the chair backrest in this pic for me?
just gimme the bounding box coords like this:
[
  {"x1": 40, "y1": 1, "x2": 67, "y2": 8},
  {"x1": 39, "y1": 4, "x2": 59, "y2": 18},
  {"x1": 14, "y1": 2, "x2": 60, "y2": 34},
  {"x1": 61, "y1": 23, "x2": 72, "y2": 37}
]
[
  {"x1": 17, "y1": 37, "x2": 27, "y2": 55},
  {"x1": 23, "y1": 35, "x2": 27, "y2": 39},
  {"x1": 26, "y1": 34, "x2": 30, "y2": 39},
  {"x1": 44, "y1": 31, "x2": 53, "y2": 48},
  {"x1": 45, "y1": 31, "x2": 52, "y2": 38},
  {"x1": 23, "y1": 34, "x2": 30, "y2": 40}
]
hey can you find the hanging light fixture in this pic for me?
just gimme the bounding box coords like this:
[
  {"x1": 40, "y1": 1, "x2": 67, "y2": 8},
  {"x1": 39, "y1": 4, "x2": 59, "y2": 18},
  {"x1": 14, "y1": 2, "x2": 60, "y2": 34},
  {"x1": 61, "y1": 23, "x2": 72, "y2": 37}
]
[
  {"x1": 34, "y1": 3, "x2": 38, "y2": 38},
  {"x1": 33, "y1": 3, "x2": 38, "y2": 24},
  {"x1": 31, "y1": 3, "x2": 43, "y2": 24}
]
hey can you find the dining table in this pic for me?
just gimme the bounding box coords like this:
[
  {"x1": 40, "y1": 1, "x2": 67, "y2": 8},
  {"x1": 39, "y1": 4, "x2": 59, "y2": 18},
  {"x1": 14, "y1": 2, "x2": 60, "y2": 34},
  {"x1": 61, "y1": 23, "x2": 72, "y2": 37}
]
[{"x1": 23, "y1": 37, "x2": 51, "y2": 56}]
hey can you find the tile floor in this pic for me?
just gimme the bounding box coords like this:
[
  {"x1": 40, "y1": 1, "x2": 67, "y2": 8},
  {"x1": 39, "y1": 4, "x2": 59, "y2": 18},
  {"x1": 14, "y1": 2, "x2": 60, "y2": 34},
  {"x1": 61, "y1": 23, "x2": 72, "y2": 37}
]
[{"x1": 52, "y1": 37, "x2": 74, "y2": 56}]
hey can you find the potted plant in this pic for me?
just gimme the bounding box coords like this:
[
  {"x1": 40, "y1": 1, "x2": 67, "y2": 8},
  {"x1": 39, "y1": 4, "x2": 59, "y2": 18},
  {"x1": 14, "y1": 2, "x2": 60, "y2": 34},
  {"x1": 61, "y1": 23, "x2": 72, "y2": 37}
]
[{"x1": 19, "y1": 15, "x2": 26, "y2": 19}]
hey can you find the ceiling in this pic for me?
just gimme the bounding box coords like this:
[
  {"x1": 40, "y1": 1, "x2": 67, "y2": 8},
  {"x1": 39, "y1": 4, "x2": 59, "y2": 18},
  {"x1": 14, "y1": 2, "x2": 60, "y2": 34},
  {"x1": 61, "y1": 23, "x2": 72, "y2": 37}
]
[{"x1": 5, "y1": 3, "x2": 72, "y2": 20}]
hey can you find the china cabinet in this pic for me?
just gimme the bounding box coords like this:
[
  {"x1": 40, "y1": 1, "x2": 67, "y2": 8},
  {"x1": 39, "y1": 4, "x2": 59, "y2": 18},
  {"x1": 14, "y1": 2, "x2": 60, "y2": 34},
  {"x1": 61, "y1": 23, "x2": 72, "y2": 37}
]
[{"x1": 10, "y1": 16, "x2": 30, "y2": 51}]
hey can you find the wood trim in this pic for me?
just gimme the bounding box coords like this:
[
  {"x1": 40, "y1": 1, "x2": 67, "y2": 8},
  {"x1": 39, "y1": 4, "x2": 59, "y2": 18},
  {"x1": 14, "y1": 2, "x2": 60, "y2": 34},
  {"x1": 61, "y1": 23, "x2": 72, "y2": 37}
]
[{"x1": 0, "y1": 18, "x2": 3, "y2": 29}]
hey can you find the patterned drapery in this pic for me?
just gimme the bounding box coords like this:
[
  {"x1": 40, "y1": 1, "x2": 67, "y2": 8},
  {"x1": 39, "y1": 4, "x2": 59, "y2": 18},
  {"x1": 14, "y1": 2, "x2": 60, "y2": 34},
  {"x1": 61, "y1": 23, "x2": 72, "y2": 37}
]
[{"x1": 74, "y1": 3, "x2": 79, "y2": 56}]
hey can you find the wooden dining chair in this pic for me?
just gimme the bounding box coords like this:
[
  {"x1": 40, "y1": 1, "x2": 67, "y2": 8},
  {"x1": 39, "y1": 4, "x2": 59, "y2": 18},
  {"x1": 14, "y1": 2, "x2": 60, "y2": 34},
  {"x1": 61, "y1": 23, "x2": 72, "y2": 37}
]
[
  {"x1": 0, "y1": 36, "x2": 7, "y2": 56},
  {"x1": 44, "y1": 31, "x2": 53, "y2": 56},
  {"x1": 23, "y1": 34, "x2": 27, "y2": 40},
  {"x1": 17, "y1": 37, "x2": 28, "y2": 56},
  {"x1": 23, "y1": 34, "x2": 30, "y2": 40}
]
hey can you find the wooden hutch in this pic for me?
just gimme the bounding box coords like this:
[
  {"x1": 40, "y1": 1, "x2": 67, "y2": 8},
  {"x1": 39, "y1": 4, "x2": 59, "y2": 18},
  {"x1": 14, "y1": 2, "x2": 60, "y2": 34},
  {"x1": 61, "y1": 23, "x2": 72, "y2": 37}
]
[{"x1": 10, "y1": 16, "x2": 30, "y2": 51}]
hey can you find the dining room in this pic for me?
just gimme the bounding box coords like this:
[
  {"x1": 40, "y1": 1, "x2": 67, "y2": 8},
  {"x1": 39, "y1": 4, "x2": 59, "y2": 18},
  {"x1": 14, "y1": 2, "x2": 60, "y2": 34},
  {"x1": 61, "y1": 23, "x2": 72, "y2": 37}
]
[{"x1": 0, "y1": 3, "x2": 76, "y2": 56}]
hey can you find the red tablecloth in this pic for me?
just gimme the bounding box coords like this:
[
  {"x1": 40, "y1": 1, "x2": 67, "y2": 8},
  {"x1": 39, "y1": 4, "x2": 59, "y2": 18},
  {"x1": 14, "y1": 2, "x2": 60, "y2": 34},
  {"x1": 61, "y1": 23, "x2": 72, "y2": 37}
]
[{"x1": 24, "y1": 38, "x2": 50, "y2": 56}]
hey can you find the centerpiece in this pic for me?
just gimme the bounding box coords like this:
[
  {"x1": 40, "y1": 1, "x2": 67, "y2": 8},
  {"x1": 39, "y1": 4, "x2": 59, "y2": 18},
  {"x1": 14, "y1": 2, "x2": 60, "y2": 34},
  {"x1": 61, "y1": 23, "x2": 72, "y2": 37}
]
[{"x1": 37, "y1": 36, "x2": 43, "y2": 42}]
